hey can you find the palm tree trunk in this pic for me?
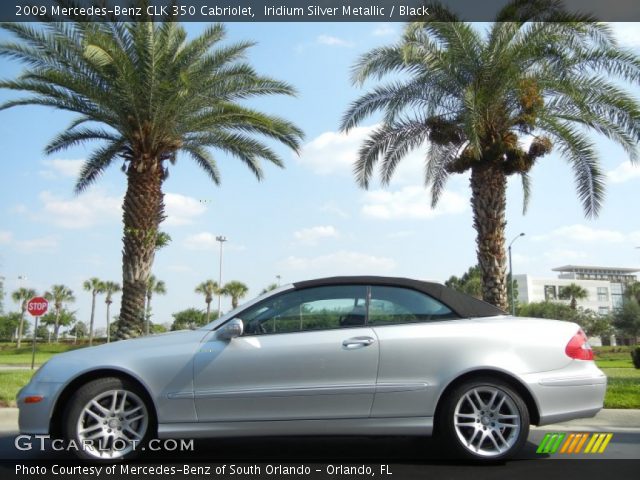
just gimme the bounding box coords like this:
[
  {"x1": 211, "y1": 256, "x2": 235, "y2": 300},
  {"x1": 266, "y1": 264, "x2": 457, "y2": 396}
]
[
  {"x1": 205, "y1": 301, "x2": 211, "y2": 322},
  {"x1": 145, "y1": 295, "x2": 151, "y2": 336},
  {"x1": 232, "y1": 297, "x2": 238, "y2": 309},
  {"x1": 106, "y1": 302, "x2": 111, "y2": 343},
  {"x1": 89, "y1": 292, "x2": 97, "y2": 346},
  {"x1": 470, "y1": 165, "x2": 508, "y2": 311},
  {"x1": 54, "y1": 308, "x2": 61, "y2": 343},
  {"x1": 16, "y1": 308, "x2": 25, "y2": 349},
  {"x1": 116, "y1": 163, "x2": 165, "y2": 340}
]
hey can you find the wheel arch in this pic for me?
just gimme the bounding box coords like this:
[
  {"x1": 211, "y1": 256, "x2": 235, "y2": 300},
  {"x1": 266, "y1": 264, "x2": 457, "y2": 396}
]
[
  {"x1": 433, "y1": 368, "x2": 541, "y2": 429},
  {"x1": 49, "y1": 368, "x2": 158, "y2": 438}
]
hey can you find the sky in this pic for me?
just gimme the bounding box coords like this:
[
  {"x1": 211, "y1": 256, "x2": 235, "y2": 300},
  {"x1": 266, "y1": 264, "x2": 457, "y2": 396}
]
[{"x1": 0, "y1": 21, "x2": 639, "y2": 332}]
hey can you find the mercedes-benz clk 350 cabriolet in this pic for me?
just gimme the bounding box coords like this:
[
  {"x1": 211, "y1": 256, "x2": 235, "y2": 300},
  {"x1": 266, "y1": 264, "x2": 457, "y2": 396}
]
[{"x1": 18, "y1": 276, "x2": 606, "y2": 460}]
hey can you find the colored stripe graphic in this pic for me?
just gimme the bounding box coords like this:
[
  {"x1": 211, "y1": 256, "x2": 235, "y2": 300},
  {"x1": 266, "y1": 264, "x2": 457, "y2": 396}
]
[
  {"x1": 538, "y1": 432, "x2": 613, "y2": 455},
  {"x1": 537, "y1": 433, "x2": 566, "y2": 453}
]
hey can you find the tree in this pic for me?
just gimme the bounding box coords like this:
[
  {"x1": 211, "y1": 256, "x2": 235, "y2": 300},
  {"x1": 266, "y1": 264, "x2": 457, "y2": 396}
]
[
  {"x1": 195, "y1": 280, "x2": 219, "y2": 323},
  {"x1": 83, "y1": 278, "x2": 103, "y2": 346},
  {"x1": 221, "y1": 281, "x2": 249, "y2": 309},
  {"x1": 0, "y1": 277, "x2": 5, "y2": 315},
  {"x1": 11, "y1": 287, "x2": 36, "y2": 348},
  {"x1": 102, "y1": 281, "x2": 121, "y2": 343},
  {"x1": 41, "y1": 309, "x2": 77, "y2": 342},
  {"x1": 340, "y1": 1, "x2": 640, "y2": 310},
  {"x1": 624, "y1": 281, "x2": 640, "y2": 304},
  {"x1": 0, "y1": 12, "x2": 303, "y2": 339},
  {"x1": 145, "y1": 275, "x2": 166, "y2": 335},
  {"x1": 44, "y1": 284, "x2": 75, "y2": 342},
  {"x1": 68, "y1": 321, "x2": 88, "y2": 343},
  {"x1": 445, "y1": 265, "x2": 482, "y2": 299},
  {"x1": 559, "y1": 283, "x2": 589, "y2": 310},
  {"x1": 613, "y1": 299, "x2": 640, "y2": 342},
  {"x1": 171, "y1": 308, "x2": 209, "y2": 331},
  {"x1": 260, "y1": 283, "x2": 279, "y2": 295},
  {"x1": 0, "y1": 312, "x2": 21, "y2": 340}
]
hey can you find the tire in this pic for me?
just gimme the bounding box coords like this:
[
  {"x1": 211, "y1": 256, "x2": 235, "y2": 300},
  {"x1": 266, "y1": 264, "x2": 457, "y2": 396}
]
[
  {"x1": 436, "y1": 376, "x2": 530, "y2": 461},
  {"x1": 62, "y1": 377, "x2": 154, "y2": 460}
]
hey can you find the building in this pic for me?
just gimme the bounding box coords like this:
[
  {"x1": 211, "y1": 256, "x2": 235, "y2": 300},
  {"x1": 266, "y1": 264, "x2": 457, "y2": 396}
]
[{"x1": 515, "y1": 265, "x2": 638, "y2": 315}]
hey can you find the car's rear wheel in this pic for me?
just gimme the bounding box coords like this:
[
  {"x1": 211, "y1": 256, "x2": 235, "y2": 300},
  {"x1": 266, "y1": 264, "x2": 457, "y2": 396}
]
[
  {"x1": 63, "y1": 377, "x2": 153, "y2": 460},
  {"x1": 437, "y1": 376, "x2": 529, "y2": 461}
]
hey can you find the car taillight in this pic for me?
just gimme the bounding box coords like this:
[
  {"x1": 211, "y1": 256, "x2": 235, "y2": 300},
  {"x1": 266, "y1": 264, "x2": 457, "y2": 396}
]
[{"x1": 565, "y1": 329, "x2": 594, "y2": 360}]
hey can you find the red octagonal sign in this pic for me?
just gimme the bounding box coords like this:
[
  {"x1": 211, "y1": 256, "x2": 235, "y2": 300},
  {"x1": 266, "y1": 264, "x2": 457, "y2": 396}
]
[{"x1": 27, "y1": 297, "x2": 48, "y2": 317}]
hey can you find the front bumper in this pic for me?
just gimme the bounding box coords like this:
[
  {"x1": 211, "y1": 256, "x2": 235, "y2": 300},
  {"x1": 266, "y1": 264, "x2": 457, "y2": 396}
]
[
  {"x1": 17, "y1": 381, "x2": 64, "y2": 435},
  {"x1": 523, "y1": 361, "x2": 607, "y2": 426}
]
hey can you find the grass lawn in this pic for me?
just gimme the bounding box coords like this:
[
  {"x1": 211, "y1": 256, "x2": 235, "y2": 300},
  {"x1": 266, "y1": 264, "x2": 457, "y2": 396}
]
[
  {"x1": 601, "y1": 368, "x2": 640, "y2": 409},
  {"x1": 0, "y1": 342, "x2": 85, "y2": 365},
  {"x1": 0, "y1": 370, "x2": 34, "y2": 407}
]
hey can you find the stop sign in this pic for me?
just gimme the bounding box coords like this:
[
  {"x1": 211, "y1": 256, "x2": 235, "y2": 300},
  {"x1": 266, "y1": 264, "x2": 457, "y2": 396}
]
[{"x1": 27, "y1": 297, "x2": 48, "y2": 317}]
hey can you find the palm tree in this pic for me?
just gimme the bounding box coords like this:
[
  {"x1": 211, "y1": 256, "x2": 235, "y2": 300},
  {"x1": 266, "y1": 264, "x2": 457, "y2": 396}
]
[
  {"x1": 44, "y1": 284, "x2": 75, "y2": 342},
  {"x1": 221, "y1": 281, "x2": 249, "y2": 309},
  {"x1": 260, "y1": 283, "x2": 279, "y2": 295},
  {"x1": 11, "y1": 287, "x2": 36, "y2": 348},
  {"x1": 83, "y1": 278, "x2": 103, "y2": 346},
  {"x1": 340, "y1": 1, "x2": 640, "y2": 310},
  {"x1": 145, "y1": 275, "x2": 166, "y2": 335},
  {"x1": 0, "y1": 9, "x2": 303, "y2": 339},
  {"x1": 102, "y1": 281, "x2": 121, "y2": 343},
  {"x1": 195, "y1": 280, "x2": 219, "y2": 323},
  {"x1": 559, "y1": 283, "x2": 589, "y2": 310}
]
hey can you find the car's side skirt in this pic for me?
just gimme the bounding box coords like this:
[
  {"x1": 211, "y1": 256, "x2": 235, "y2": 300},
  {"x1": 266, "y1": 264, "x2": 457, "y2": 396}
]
[{"x1": 158, "y1": 416, "x2": 434, "y2": 439}]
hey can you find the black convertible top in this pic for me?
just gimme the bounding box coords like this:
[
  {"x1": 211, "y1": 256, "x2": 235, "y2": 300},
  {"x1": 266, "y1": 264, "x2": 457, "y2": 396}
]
[{"x1": 293, "y1": 276, "x2": 506, "y2": 318}]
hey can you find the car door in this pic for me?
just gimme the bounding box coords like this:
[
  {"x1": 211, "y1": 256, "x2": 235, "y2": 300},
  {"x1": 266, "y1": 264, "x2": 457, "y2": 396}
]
[
  {"x1": 367, "y1": 285, "x2": 460, "y2": 418},
  {"x1": 193, "y1": 284, "x2": 379, "y2": 422}
]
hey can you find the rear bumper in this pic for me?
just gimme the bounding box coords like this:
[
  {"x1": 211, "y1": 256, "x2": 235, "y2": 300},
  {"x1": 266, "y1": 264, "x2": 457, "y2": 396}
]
[{"x1": 522, "y1": 361, "x2": 607, "y2": 426}]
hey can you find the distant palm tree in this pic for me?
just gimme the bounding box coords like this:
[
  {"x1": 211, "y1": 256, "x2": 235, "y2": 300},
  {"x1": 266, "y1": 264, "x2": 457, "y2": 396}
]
[
  {"x1": 341, "y1": 1, "x2": 640, "y2": 310},
  {"x1": 44, "y1": 284, "x2": 75, "y2": 342},
  {"x1": 102, "y1": 281, "x2": 121, "y2": 343},
  {"x1": 145, "y1": 276, "x2": 166, "y2": 335},
  {"x1": 260, "y1": 283, "x2": 279, "y2": 295},
  {"x1": 195, "y1": 280, "x2": 219, "y2": 322},
  {"x1": 11, "y1": 287, "x2": 36, "y2": 348},
  {"x1": 83, "y1": 278, "x2": 104, "y2": 346},
  {"x1": 0, "y1": 14, "x2": 303, "y2": 339},
  {"x1": 222, "y1": 281, "x2": 249, "y2": 309},
  {"x1": 559, "y1": 283, "x2": 589, "y2": 310}
]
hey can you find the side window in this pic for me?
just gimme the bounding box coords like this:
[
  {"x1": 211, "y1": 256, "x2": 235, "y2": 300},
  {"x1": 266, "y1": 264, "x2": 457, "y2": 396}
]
[
  {"x1": 368, "y1": 286, "x2": 458, "y2": 326},
  {"x1": 242, "y1": 285, "x2": 367, "y2": 335}
]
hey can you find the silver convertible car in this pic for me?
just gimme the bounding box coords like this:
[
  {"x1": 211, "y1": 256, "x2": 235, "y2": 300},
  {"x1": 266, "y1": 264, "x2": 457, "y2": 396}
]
[{"x1": 18, "y1": 276, "x2": 606, "y2": 461}]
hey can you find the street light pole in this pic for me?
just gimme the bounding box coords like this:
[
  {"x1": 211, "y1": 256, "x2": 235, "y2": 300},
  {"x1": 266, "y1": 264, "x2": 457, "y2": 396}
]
[
  {"x1": 276, "y1": 275, "x2": 281, "y2": 286},
  {"x1": 216, "y1": 236, "x2": 227, "y2": 318},
  {"x1": 508, "y1": 233, "x2": 525, "y2": 316}
]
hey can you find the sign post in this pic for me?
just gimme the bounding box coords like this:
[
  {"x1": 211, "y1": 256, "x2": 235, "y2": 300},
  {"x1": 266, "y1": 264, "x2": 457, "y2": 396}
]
[{"x1": 27, "y1": 297, "x2": 48, "y2": 370}]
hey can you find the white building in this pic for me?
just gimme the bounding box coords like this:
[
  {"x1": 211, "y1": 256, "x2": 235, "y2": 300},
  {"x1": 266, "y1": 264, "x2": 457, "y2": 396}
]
[{"x1": 514, "y1": 265, "x2": 638, "y2": 315}]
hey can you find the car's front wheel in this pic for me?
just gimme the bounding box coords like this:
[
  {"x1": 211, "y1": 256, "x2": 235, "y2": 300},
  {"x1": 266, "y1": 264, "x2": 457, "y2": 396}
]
[
  {"x1": 63, "y1": 377, "x2": 153, "y2": 460},
  {"x1": 437, "y1": 376, "x2": 530, "y2": 461}
]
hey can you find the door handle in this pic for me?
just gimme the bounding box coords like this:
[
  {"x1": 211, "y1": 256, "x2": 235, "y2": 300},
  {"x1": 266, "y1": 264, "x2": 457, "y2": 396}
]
[{"x1": 342, "y1": 336, "x2": 375, "y2": 349}]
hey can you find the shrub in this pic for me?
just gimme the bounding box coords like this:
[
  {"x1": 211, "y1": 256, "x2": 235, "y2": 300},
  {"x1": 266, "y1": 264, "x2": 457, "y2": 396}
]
[{"x1": 631, "y1": 347, "x2": 640, "y2": 369}]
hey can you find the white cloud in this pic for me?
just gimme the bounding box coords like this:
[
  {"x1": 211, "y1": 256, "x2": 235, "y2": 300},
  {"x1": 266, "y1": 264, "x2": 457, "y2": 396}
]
[
  {"x1": 532, "y1": 224, "x2": 640, "y2": 244},
  {"x1": 293, "y1": 225, "x2": 339, "y2": 245},
  {"x1": 361, "y1": 185, "x2": 467, "y2": 220},
  {"x1": 298, "y1": 125, "x2": 428, "y2": 187},
  {"x1": 14, "y1": 235, "x2": 59, "y2": 253},
  {"x1": 183, "y1": 233, "x2": 246, "y2": 252},
  {"x1": 39, "y1": 190, "x2": 121, "y2": 229},
  {"x1": 610, "y1": 23, "x2": 640, "y2": 49},
  {"x1": 387, "y1": 230, "x2": 414, "y2": 239},
  {"x1": 372, "y1": 25, "x2": 396, "y2": 37},
  {"x1": 608, "y1": 161, "x2": 640, "y2": 184},
  {"x1": 0, "y1": 231, "x2": 12, "y2": 244},
  {"x1": 316, "y1": 35, "x2": 354, "y2": 47},
  {"x1": 40, "y1": 159, "x2": 84, "y2": 178},
  {"x1": 164, "y1": 193, "x2": 207, "y2": 226},
  {"x1": 319, "y1": 202, "x2": 350, "y2": 219},
  {"x1": 281, "y1": 250, "x2": 396, "y2": 276}
]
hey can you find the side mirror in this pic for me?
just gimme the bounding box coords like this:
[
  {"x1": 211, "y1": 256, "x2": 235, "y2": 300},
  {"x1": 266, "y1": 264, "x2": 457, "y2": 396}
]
[{"x1": 217, "y1": 318, "x2": 244, "y2": 340}]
